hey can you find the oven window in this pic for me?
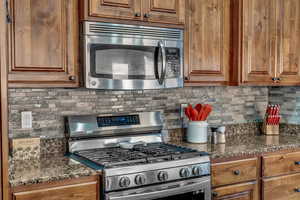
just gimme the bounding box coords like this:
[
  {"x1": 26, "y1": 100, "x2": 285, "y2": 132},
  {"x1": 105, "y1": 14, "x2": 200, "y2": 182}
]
[
  {"x1": 156, "y1": 191, "x2": 205, "y2": 200},
  {"x1": 90, "y1": 44, "x2": 160, "y2": 80}
]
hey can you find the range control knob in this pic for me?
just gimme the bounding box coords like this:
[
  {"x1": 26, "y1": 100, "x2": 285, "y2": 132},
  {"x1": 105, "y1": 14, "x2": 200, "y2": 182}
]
[
  {"x1": 192, "y1": 166, "x2": 202, "y2": 176},
  {"x1": 157, "y1": 171, "x2": 168, "y2": 182},
  {"x1": 119, "y1": 176, "x2": 130, "y2": 188},
  {"x1": 180, "y1": 168, "x2": 191, "y2": 178},
  {"x1": 135, "y1": 174, "x2": 146, "y2": 185}
]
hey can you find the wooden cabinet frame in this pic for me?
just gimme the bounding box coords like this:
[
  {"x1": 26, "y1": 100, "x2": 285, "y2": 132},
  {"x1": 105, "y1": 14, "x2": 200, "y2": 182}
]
[{"x1": 0, "y1": 2, "x2": 10, "y2": 200}]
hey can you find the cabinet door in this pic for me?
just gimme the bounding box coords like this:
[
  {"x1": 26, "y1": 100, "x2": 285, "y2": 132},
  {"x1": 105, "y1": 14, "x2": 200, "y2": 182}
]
[
  {"x1": 184, "y1": 0, "x2": 230, "y2": 85},
  {"x1": 241, "y1": 0, "x2": 277, "y2": 84},
  {"x1": 213, "y1": 182, "x2": 258, "y2": 200},
  {"x1": 263, "y1": 173, "x2": 300, "y2": 200},
  {"x1": 276, "y1": 0, "x2": 300, "y2": 85},
  {"x1": 142, "y1": 0, "x2": 185, "y2": 25},
  {"x1": 89, "y1": 0, "x2": 142, "y2": 20},
  {"x1": 8, "y1": 0, "x2": 79, "y2": 87},
  {"x1": 13, "y1": 182, "x2": 98, "y2": 200}
]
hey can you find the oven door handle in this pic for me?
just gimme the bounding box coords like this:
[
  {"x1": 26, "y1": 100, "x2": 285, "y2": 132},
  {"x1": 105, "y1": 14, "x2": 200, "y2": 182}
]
[
  {"x1": 156, "y1": 41, "x2": 167, "y2": 85},
  {"x1": 106, "y1": 177, "x2": 211, "y2": 200}
]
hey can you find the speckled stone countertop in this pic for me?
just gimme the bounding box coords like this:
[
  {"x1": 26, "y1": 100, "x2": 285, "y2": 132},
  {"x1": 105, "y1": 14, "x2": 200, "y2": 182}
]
[
  {"x1": 171, "y1": 134, "x2": 300, "y2": 161},
  {"x1": 9, "y1": 154, "x2": 98, "y2": 187}
]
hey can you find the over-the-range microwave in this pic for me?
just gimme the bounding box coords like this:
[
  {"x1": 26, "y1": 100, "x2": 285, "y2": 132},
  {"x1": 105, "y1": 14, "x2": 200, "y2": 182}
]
[{"x1": 82, "y1": 22, "x2": 184, "y2": 90}]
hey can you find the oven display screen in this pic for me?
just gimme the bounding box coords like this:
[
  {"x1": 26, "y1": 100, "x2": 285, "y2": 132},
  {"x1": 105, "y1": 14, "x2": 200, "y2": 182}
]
[{"x1": 97, "y1": 115, "x2": 140, "y2": 127}]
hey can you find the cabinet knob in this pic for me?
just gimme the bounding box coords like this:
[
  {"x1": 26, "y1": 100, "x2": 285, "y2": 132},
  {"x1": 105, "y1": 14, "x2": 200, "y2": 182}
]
[
  {"x1": 272, "y1": 77, "x2": 281, "y2": 82},
  {"x1": 212, "y1": 192, "x2": 218, "y2": 197},
  {"x1": 295, "y1": 161, "x2": 300, "y2": 165},
  {"x1": 69, "y1": 76, "x2": 76, "y2": 81},
  {"x1": 233, "y1": 170, "x2": 241, "y2": 175},
  {"x1": 144, "y1": 13, "x2": 150, "y2": 18},
  {"x1": 184, "y1": 76, "x2": 189, "y2": 81},
  {"x1": 134, "y1": 12, "x2": 141, "y2": 17},
  {"x1": 295, "y1": 188, "x2": 300, "y2": 193}
]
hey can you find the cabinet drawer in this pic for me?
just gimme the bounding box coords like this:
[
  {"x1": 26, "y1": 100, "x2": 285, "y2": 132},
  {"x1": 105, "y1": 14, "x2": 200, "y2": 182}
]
[
  {"x1": 212, "y1": 158, "x2": 258, "y2": 187},
  {"x1": 263, "y1": 151, "x2": 300, "y2": 177},
  {"x1": 13, "y1": 181, "x2": 98, "y2": 200},
  {"x1": 263, "y1": 173, "x2": 300, "y2": 200}
]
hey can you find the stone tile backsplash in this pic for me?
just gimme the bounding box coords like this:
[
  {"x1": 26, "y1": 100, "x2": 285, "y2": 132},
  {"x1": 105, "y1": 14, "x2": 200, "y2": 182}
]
[
  {"x1": 8, "y1": 86, "x2": 268, "y2": 138},
  {"x1": 269, "y1": 86, "x2": 300, "y2": 124}
]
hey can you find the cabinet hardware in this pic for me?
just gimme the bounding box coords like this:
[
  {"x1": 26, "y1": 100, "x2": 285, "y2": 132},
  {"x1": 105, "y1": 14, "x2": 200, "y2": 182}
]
[
  {"x1": 5, "y1": 0, "x2": 11, "y2": 24},
  {"x1": 212, "y1": 191, "x2": 218, "y2": 197},
  {"x1": 69, "y1": 76, "x2": 76, "y2": 81},
  {"x1": 295, "y1": 188, "x2": 300, "y2": 193},
  {"x1": 272, "y1": 77, "x2": 281, "y2": 82},
  {"x1": 134, "y1": 13, "x2": 141, "y2": 17},
  {"x1": 295, "y1": 161, "x2": 300, "y2": 165},
  {"x1": 144, "y1": 13, "x2": 150, "y2": 18},
  {"x1": 184, "y1": 76, "x2": 189, "y2": 81},
  {"x1": 233, "y1": 170, "x2": 241, "y2": 175}
]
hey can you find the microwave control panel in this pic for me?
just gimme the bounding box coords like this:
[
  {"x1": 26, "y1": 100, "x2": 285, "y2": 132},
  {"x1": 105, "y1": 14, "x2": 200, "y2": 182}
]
[{"x1": 166, "y1": 48, "x2": 181, "y2": 78}]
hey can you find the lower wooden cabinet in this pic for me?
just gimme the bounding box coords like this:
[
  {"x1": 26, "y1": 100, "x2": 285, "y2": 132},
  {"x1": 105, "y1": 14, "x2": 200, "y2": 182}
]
[
  {"x1": 212, "y1": 181, "x2": 258, "y2": 200},
  {"x1": 263, "y1": 173, "x2": 300, "y2": 200},
  {"x1": 12, "y1": 176, "x2": 99, "y2": 200}
]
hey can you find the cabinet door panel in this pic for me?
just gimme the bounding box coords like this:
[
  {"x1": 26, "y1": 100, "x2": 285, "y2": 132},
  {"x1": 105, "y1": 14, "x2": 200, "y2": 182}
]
[
  {"x1": 277, "y1": 0, "x2": 300, "y2": 84},
  {"x1": 213, "y1": 182, "x2": 258, "y2": 200},
  {"x1": 185, "y1": 0, "x2": 230, "y2": 84},
  {"x1": 242, "y1": 0, "x2": 276, "y2": 84},
  {"x1": 13, "y1": 182, "x2": 97, "y2": 200},
  {"x1": 143, "y1": 0, "x2": 185, "y2": 24},
  {"x1": 8, "y1": 0, "x2": 79, "y2": 87},
  {"x1": 89, "y1": 0, "x2": 141, "y2": 20},
  {"x1": 263, "y1": 173, "x2": 300, "y2": 200}
]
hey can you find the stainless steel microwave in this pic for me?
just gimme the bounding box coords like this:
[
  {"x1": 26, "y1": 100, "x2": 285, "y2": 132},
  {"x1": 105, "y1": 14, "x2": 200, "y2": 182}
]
[{"x1": 82, "y1": 22, "x2": 184, "y2": 90}]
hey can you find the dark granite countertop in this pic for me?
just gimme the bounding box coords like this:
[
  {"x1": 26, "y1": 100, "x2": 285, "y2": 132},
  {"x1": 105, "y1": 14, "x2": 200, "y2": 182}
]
[
  {"x1": 9, "y1": 154, "x2": 98, "y2": 187},
  {"x1": 170, "y1": 134, "x2": 300, "y2": 161}
]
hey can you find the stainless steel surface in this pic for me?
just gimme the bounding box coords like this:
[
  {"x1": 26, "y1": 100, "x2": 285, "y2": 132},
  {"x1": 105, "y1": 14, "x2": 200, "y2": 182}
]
[
  {"x1": 217, "y1": 132, "x2": 226, "y2": 144},
  {"x1": 82, "y1": 22, "x2": 183, "y2": 90},
  {"x1": 105, "y1": 160, "x2": 210, "y2": 191},
  {"x1": 83, "y1": 22, "x2": 182, "y2": 40},
  {"x1": 157, "y1": 41, "x2": 166, "y2": 85},
  {"x1": 66, "y1": 111, "x2": 163, "y2": 138},
  {"x1": 106, "y1": 176, "x2": 211, "y2": 200},
  {"x1": 211, "y1": 132, "x2": 218, "y2": 145},
  {"x1": 69, "y1": 134, "x2": 163, "y2": 153}
]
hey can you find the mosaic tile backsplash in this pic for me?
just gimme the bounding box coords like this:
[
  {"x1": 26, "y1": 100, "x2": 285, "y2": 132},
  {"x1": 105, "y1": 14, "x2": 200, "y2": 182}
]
[
  {"x1": 8, "y1": 87, "x2": 268, "y2": 138},
  {"x1": 269, "y1": 87, "x2": 300, "y2": 124}
]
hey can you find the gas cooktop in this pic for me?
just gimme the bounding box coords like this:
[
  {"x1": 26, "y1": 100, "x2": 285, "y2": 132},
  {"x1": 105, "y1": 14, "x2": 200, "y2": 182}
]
[{"x1": 73, "y1": 143, "x2": 208, "y2": 168}]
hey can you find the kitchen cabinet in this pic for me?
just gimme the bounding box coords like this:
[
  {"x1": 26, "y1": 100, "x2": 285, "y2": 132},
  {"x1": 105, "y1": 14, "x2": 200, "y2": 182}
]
[
  {"x1": 212, "y1": 181, "x2": 258, "y2": 200},
  {"x1": 212, "y1": 158, "x2": 258, "y2": 200},
  {"x1": 7, "y1": 0, "x2": 79, "y2": 88},
  {"x1": 238, "y1": 0, "x2": 300, "y2": 85},
  {"x1": 12, "y1": 176, "x2": 99, "y2": 200},
  {"x1": 212, "y1": 158, "x2": 257, "y2": 187},
  {"x1": 81, "y1": 0, "x2": 185, "y2": 26},
  {"x1": 184, "y1": 0, "x2": 231, "y2": 86},
  {"x1": 263, "y1": 173, "x2": 300, "y2": 200}
]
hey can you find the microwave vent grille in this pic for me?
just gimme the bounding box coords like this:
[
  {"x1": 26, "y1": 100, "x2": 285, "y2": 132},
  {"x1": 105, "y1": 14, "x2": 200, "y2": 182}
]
[{"x1": 86, "y1": 22, "x2": 182, "y2": 40}]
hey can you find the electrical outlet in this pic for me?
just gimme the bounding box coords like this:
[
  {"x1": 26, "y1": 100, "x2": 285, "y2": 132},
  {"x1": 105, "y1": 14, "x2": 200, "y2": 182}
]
[
  {"x1": 180, "y1": 103, "x2": 188, "y2": 118},
  {"x1": 21, "y1": 111, "x2": 32, "y2": 129}
]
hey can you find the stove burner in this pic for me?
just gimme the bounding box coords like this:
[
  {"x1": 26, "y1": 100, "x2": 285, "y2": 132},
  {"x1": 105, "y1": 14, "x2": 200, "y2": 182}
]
[{"x1": 74, "y1": 143, "x2": 205, "y2": 168}]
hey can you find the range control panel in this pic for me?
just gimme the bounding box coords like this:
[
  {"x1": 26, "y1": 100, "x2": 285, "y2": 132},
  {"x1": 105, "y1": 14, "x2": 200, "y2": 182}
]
[{"x1": 97, "y1": 115, "x2": 140, "y2": 127}]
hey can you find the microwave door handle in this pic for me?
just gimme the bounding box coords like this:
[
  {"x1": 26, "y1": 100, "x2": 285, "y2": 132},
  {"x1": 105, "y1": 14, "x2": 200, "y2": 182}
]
[{"x1": 157, "y1": 41, "x2": 167, "y2": 85}]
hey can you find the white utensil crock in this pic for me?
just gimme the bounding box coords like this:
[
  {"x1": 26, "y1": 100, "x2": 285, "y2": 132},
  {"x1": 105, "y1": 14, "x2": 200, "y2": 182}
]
[{"x1": 187, "y1": 121, "x2": 208, "y2": 143}]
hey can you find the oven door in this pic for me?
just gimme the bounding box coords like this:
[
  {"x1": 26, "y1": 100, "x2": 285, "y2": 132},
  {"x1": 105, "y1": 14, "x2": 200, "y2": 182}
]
[
  {"x1": 106, "y1": 176, "x2": 211, "y2": 200},
  {"x1": 84, "y1": 36, "x2": 183, "y2": 90}
]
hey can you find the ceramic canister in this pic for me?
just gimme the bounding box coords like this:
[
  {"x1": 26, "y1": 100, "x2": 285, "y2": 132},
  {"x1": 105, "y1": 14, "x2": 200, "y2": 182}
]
[{"x1": 187, "y1": 121, "x2": 208, "y2": 143}]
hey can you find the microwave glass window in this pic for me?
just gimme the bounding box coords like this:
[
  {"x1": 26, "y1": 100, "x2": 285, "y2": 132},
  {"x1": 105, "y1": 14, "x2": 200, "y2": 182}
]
[{"x1": 91, "y1": 44, "x2": 157, "y2": 80}]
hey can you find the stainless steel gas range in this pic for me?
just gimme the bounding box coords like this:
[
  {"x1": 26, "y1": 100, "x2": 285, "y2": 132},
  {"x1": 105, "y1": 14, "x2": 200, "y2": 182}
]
[{"x1": 65, "y1": 111, "x2": 211, "y2": 200}]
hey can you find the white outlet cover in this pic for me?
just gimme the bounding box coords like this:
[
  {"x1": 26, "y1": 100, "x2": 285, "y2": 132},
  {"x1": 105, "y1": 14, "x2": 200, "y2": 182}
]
[{"x1": 21, "y1": 111, "x2": 32, "y2": 129}]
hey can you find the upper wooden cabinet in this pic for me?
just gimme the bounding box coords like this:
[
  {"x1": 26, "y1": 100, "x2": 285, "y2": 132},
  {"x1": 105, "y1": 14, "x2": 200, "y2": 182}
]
[
  {"x1": 276, "y1": 0, "x2": 300, "y2": 85},
  {"x1": 238, "y1": 0, "x2": 300, "y2": 85},
  {"x1": 7, "y1": 0, "x2": 79, "y2": 88},
  {"x1": 184, "y1": 0, "x2": 231, "y2": 86},
  {"x1": 81, "y1": 0, "x2": 185, "y2": 26},
  {"x1": 240, "y1": 0, "x2": 277, "y2": 85},
  {"x1": 88, "y1": 0, "x2": 142, "y2": 20}
]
